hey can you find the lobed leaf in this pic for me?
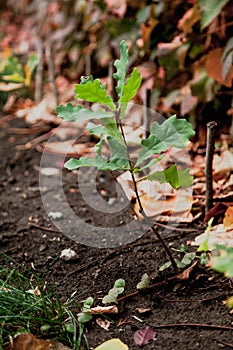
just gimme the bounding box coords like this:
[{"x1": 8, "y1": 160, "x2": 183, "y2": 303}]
[
  {"x1": 75, "y1": 79, "x2": 116, "y2": 111},
  {"x1": 113, "y1": 40, "x2": 129, "y2": 98},
  {"x1": 136, "y1": 115, "x2": 195, "y2": 166},
  {"x1": 108, "y1": 137, "x2": 130, "y2": 170},
  {"x1": 56, "y1": 103, "x2": 114, "y2": 122},
  {"x1": 120, "y1": 67, "x2": 142, "y2": 116},
  {"x1": 143, "y1": 164, "x2": 193, "y2": 189}
]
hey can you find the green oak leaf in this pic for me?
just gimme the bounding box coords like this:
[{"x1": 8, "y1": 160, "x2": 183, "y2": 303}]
[
  {"x1": 87, "y1": 119, "x2": 123, "y2": 144},
  {"x1": 75, "y1": 79, "x2": 116, "y2": 111},
  {"x1": 136, "y1": 115, "x2": 195, "y2": 166},
  {"x1": 65, "y1": 155, "x2": 107, "y2": 170},
  {"x1": 108, "y1": 137, "x2": 130, "y2": 170},
  {"x1": 120, "y1": 67, "x2": 142, "y2": 116},
  {"x1": 56, "y1": 103, "x2": 114, "y2": 122},
  {"x1": 143, "y1": 164, "x2": 193, "y2": 189},
  {"x1": 113, "y1": 40, "x2": 129, "y2": 99}
]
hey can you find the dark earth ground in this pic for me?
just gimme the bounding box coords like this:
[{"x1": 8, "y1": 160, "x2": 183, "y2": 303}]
[{"x1": 1, "y1": 116, "x2": 233, "y2": 349}]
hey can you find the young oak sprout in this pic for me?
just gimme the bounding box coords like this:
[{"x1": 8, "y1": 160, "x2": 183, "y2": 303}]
[{"x1": 57, "y1": 40, "x2": 195, "y2": 270}]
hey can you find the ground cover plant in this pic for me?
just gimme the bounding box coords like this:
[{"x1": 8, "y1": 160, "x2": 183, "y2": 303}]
[{"x1": 0, "y1": 255, "x2": 80, "y2": 349}]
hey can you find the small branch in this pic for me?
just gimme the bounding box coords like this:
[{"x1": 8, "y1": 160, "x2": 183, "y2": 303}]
[
  {"x1": 216, "y1": 339, "x2": 233, "y2": 348},
  {"x1": 150, "y1": 322, "x2": 233, "y2": 332},
  {"x1": 35, "y1": 39, "x2": 44, "y2": 103},
  {"x1": 114, "y1": 107, "x2": 178, "y2": 272},
  {"x1": 205, "y1": 121, "x2": 217, "y2": 214},
  {"x1": 143, "y1": 88, "x2": 151, "y2": 138},
  {"x1": 45, "y1": 44, "x2": 59, "y2": 106}
]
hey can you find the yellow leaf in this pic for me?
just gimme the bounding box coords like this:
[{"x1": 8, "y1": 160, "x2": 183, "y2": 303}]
[
  {"x1": 94, "y1": 338, "x2": 128, "y2": 350},
  {"x1": 24, "y1": 64, "x2": 31, "y2": 86},
  {"x1": 223, "y1": 206, "x2": 233, "y2": 227}
]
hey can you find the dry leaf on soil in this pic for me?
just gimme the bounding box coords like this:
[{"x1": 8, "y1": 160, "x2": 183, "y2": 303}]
[
  {"x1": 117, "y1": 171, "x2": 193, "y2": 223},
  {"x1": 194, "y1": 224, "x2": 233, "y2": 250},
  {"x1": 96, "y1": 318, "x2": 111, "y2": 330},
  {"x1": 6, "y1": 333, "x2": 71, "y2": 350},
  {"x1": 134, "y1": 326, "x2": 156, "y2": 346}
]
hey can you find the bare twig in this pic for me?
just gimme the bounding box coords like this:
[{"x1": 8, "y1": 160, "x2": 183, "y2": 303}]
[
  {"x1": 150, "y1": 322, "x2": 233, "y2": 331},
  {"x1": 216, "y1": 339, "x2": 233, "y2": 348},
  {"x1": 144, "y1": 88, "x2": 151, "y2": 138},
  {"x1": 35, "y1": 39, "x2": 44, "y2": 103},
  {"x1": 205, "y1": 121, "x2": 217, "y2": 213},
  {"x1": 45, "y1": 44, "x2": 59, "y2": 106}
]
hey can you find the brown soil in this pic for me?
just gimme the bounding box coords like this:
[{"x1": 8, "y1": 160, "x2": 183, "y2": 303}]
[{"x1": 1, "y1": 116, "x2": 233, "y2": 350}]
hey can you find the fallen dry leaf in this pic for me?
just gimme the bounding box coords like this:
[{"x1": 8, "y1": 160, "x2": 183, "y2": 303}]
[
  {"x1": 5, "y1": 333, "x2": 71, "y2": 350},
  {"x1": 205, "y1": 48, "x2": 233, "y2": 88},
  {"x1": 177, "y1": 3, "x2": 200, "y2": 36},
  {"x1": 96, "y1": 317, "x2": 111, "y2": 330},
  {"x1": 135, "y1": 307, "x2": 152, "y2": 315},
  {"x1": 91, "y1": 305, "x2": 118, "y2": 314},
  {"x1": 223, "y1": 206, "x2": 233, "y2": 227},
  {"x1": 117, "y1": 170, "x2": 193, "y2": 223},
  {"x1": 213, "y1": 150, "x2": 233, "y2": 179},
  {"x1": 194, "y1": 224, "x2": 233, "y2": 250},
  {"x1": 177, "y1": 261, "x2": 198, "y2": 280},
  {"x1": 134, "y1": 326, "x2": 156, "y2": 346},
  {"x1": 203, "y1": 203, "x2": 228, "y2": 225}
]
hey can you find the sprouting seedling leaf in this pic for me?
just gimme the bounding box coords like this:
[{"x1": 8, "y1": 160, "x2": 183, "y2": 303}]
[
  {"x1": 136, "y1": 273, "x2": 150, "y2": 289},
  {"x1": 120, "y1": 67, "x2": 142, "y2": 116},
  {"x1": 56, "y1": 103, "x2": 114, "y2": 122},
  {"x1": 78, "y1": 296, "x2": 94, "y2": 323},
  {"x1": 113, "y1": 40, "x2": 129, "y2": 99},
  {"x1": 159, "y1": 261, "x2": 172, "y2": 271},
  {"x1": 113, "y1": 278, "x2": 125, "y2": 294},
  {"x1": 141, "y1": 164, "x2": 193, "y2": 189},
  {"x1": 75, "y1": 79, "x2": 116, "y2": 111},
  {"x1": 102, "y1": 288, "x2": 119, "y2": 305},
  {"x1": 136, "y1": 115, "x2": 195, "y2": 166},
  {"x1": 180, "y1": 252, "x2": 196, "y2": 266},
  {"x1": 102, "y1": 279, "x2": 125, "y2": 304},
  {"x1": 134, "y1": 326, "x2": 156, "y2": 346},
  {"x1": 94, "y1": 339, "x2": 128, "y2": 350}
]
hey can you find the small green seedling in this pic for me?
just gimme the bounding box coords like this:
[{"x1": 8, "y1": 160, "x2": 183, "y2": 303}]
[
  {"x1": 136, "y1": 273, "x2": 150, "y2": 289},
  {"x1": 57, "y1": 40, "x2": 195, "y2": 269},
  {"x1": 102, "y1": 278, "x2": 125, "y2": 304},
  {"x1": 159, "y1": 252, "x2": 196, "y2": 271},
  {"x1": 77, "y1": 296, "x2": 94, "y2": 323}
]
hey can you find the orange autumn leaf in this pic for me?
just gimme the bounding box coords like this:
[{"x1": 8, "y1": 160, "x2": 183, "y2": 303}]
[
  {"x1": 205, "y1": 48, "x2": 233, "y2": 88},
  {"x1": 223, "y1": 206, "x2": 233, "y2": 227}
]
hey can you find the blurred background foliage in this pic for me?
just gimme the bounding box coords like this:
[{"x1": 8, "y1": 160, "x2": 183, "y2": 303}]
[{"x1": 0, "y1": 0, "x2": 233, "y2": 138}]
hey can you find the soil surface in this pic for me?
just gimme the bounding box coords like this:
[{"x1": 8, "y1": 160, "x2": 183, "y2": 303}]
[{"x1": 1, "y1": 116, "x2": 233, "y2": 350}]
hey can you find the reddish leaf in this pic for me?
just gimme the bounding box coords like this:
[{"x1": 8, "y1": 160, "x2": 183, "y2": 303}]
[
  {"x1": 134, "y1": 326, "x2": 156, "y2": 346},
  {"x1": 205, "y1": 48, "x2": 233, "y2": 88},
  {"x1": 202, "y1": 203, "x2": 228, "y2": 225}
]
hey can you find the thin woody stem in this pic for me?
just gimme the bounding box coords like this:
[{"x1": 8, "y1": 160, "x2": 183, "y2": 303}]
[
  {"x1": 114, "y1": 107, "x2": 178, "y2": 271},
  {"x1": 205, "y1": 121, "x2": 217, "y2": 214}
]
